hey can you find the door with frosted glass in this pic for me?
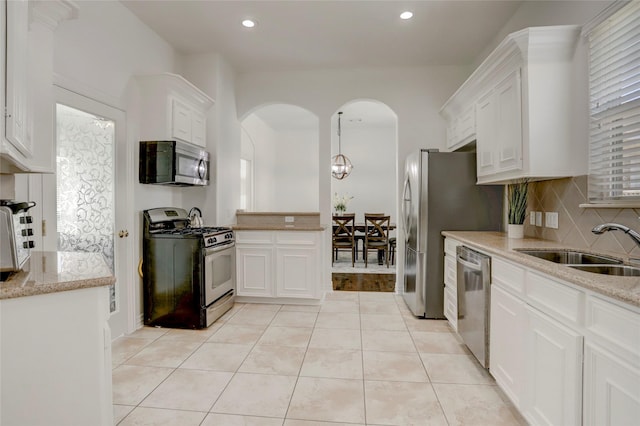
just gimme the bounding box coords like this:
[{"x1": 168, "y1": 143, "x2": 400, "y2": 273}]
[{"x1": 49, "y1": 88, "x2": 131, "y2": 338}]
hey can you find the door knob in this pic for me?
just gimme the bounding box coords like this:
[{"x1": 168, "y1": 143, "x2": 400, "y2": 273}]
[{"x1": 118, "y1": 230, "x2": 129, "y2": 238}]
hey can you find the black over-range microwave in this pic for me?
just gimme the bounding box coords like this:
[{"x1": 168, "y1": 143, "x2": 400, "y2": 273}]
[{"x1": 139, "y1": 140, "x2": 210, "y2": 186}]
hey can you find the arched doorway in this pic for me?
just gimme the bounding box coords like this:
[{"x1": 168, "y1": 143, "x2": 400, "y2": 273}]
[{"x1": 330, "y1": 100, "x2": 398, "y2": 292}]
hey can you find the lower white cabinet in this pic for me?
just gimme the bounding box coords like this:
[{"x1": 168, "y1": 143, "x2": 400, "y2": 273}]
[
  {"x1": 583, "y1": 342, "x2": 640, "y2": 426},
  {"x1": 0, "y1": 286, "x2": 112, "y2": 426},
  {"x1": 524, "y1": 305, "x2": 583, "y2": 426},
  {"x1": 236, "y1": 246, "x2": 274, "y2": 297},
  {"x1": 486, "y1": 253, "x2": 640, "y2": 426},
  {"x1": 236, "y1": 230, "x2": 322, "y2": 301},
  {"x1": 490, "y1": 284, "x2": 526, "y2": 407},
  {"x1": 443, "y1": 237, "x2": 461, "y2": 331}
]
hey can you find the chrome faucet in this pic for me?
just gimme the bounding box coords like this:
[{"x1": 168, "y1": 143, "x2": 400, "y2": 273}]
[{"x1": 592, "y1": 223, "x2": 640, "y2": 249}]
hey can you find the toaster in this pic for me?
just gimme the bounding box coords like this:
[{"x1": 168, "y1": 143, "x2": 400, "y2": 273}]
[{"x1": 0, "y1": 200, "x2": 36, "y2": 274}]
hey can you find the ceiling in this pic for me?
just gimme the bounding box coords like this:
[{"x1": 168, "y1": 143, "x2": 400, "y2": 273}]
[{"x1": 121, "y1": 0, "x2": 523, "y2": 73}]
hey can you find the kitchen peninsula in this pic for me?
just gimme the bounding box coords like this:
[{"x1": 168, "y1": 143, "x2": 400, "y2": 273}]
[
  {"x1": 234, "y1": 212, "x2": 327, "y2": 303},
  {"x1": 0, "y1": 251, "x2": 115, "y2": 426}
]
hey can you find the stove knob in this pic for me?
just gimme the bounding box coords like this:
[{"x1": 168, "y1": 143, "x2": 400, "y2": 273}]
[
  {"x1": 20, "y1": 216, "x2": 33, "y2": 224},
  {"x1": 23, "y1": 241, "x2": 35, "y2": 249},
  {"x1": 207, "y1": 238, "x2": 214, "y2": 245},
  {"x1": 21, "y1": 229, "x2": 34, "y2": 237}
]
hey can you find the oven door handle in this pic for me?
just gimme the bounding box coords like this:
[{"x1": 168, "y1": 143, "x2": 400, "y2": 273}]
[{"x1": 205, "y1": 289, "x2": 234, "y2": 309}]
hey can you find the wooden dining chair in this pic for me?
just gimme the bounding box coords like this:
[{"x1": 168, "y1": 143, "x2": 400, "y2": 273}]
[
  {"x1": 363, "y1": 214, "x2": 391, "y2": 268},
  {"x1": 332, "y1": 213, "x2": 356, "y2": 266}
]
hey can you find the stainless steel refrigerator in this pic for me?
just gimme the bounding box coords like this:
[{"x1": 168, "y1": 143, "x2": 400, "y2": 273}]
[{"x1": 402, "y1": 149, "x2": 503, "y2": 318}]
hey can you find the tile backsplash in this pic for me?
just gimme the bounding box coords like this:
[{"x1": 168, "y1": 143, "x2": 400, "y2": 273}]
[{"x1": 524, "y1": 176, "x2": 640, "y2": 259}]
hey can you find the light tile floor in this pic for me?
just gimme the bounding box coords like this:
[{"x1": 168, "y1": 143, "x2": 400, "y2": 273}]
[{"x1": 112, "y1": 292, "x2": 527, "y2": 426}]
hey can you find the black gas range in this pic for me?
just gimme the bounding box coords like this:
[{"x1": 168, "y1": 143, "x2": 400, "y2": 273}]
[{"x1": 142, "y1": 207, "x2": 235, "y2": 329}]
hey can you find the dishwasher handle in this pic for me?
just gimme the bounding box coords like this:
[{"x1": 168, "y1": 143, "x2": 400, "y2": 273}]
[{"x1": 456, "y1": 255, "x2": 482, "y2": 271}]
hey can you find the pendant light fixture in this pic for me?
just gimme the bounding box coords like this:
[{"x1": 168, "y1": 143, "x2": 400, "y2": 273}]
[{"x1": 331, "y1": 111, "x2": 353, "y2": 180}]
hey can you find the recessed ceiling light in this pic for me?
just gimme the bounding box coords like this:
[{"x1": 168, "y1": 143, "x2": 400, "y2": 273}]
[
  {"x1": 400, "y1": 11, "x2": 413, "y2": 20},
  {"x1": 242, "y1": 19, "x2": 256, "y2": 28}
]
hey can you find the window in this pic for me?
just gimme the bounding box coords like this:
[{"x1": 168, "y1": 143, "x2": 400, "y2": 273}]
[{"x1": 587, "y1": 1, "x2": 640, "y2": 204}]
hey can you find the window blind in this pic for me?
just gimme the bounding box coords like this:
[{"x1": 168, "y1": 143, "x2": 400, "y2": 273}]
[{"x1": 588, "y1": 1, "x2": 640, "y2": 203}]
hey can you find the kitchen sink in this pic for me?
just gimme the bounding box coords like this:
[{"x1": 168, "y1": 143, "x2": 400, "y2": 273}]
[
  {"x1": 515, "y1": 249, "x2": 623, "y2": 265},
  {"x1": 568, "y1": 264, "x2": 640, "y2": 277}
]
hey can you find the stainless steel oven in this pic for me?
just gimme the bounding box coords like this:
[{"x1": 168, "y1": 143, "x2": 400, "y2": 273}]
[
  {"x1": 142, "y1": 207, "x2": 235, "y2": 329},
  {"x1": 203, "y1": 239, "x2": 236, "y2": 325}
]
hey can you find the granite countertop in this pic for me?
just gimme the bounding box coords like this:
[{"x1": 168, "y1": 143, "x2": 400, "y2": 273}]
[
  {"x1": 0, "y1": 251, "x2": 115, "y2": 300},
  {"x1": 232, "y1": 225, "x2": 326, "y2": 231},
  {"x1": 442, "y1": 231, "x2": 640, "y2": 308}
]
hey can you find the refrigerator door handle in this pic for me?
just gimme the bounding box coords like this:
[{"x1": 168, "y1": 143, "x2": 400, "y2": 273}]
[{"x1": 402, "y1": 177, "x2": 412, "y2": 241}]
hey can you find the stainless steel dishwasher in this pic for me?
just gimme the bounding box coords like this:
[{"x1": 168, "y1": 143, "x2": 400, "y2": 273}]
[{"x1": 456, "y1": 245, "x2": 491, "y2": 368}]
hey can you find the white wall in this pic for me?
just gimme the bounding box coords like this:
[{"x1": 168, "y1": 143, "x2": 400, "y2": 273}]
[
  {"x1": 236, "y1": 66, "x2": 467, "y2": 220},
  {"x1": 241, "y1": 114, "x2": 277, "y2": 211},
  {"x1": 179, "y1": 53, "x2": 241, "y2": 227},
  {"x1": 241, "y1": 113, "x2": 319, "y2": 212},
  {"x1": 272, "y1": 127, "x2": 319, "y2": 211}
]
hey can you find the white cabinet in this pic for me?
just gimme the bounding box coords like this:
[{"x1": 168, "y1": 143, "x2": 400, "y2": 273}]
[
  {"x1": 4, "y1": 0, "x2": 30, "y2": 158},
  {"x1": 583, "y1": 295, "x2": 640, "y2": 426},
  {"x1": 236, "y1": 230, "x2": 323, "y2": 301},
  {"x1": 1, "y1": 0, "x2": 76, "y2": 173},
  {"x1": 583, "y1": 343, "x2": 640, "y2": 426},
  {"x1": 490, "y1": 284, "x2": 526, "y2": 408},
  {"x1": 475, "y1": 69, "x2": 522, "y2": 178},
  {"x1": 237, "y1": 246, "x2": 274, "y2": 297},
  {"x1": 136, "y1": 73, "x2": 214, "y2": 148},
  {"x1": 490, "y1": 255, "x2": 583, "y2": 425},
  {"x1": 440, "y1": 25, "x2": 584, "y2": 184},
  {"x1": 443, "y1": 237, "x2": 461, "y2": 330},
  {"x1": 485, "y1": 252, "x2": 640, "y2": 425},
  {"x1": 525, "y1": 305, "x2": 583, "y2": 426},
  {"x1": 444, "y1": 104, "x2": 476, "y2": 150},
  {"x1": 0, "y1": 286, "x2": 112, "y2": 426}
]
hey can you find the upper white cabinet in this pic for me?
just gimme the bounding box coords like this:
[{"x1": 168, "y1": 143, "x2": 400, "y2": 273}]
[
  {"x1": 476, "y1": 69, "x2": 523, "y2": 178},
  {"x1": 135, "y1": 73, "x2": 214, "y2": 148},
  {"x1": 440, "y1": 26, "x2": 583, "y2": 184},
  {"x1": 5, "y1": 0, "x2": 30, "y2": 158},
  {"x1": 1, "y1": 0, "x2": 77, "y2": 173},
  {"x1": 444, "y1": 104, "x2": 476, "y2": 151}
]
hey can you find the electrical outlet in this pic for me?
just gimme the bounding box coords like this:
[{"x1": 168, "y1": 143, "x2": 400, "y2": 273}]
[
  {"x1": 535, "y1": 211, "x2": 543, "y2": 227},
  {"x1": 545, "y1": 212, "x2": 559, "y2": 229},
  {"x1": 530, "y1": 212, "x2": 537, "y2": 225}
]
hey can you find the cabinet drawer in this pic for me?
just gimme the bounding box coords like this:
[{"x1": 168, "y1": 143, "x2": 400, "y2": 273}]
[
  {"x1": 444, "y1": 237, "x2": 461, "y2": 256},
  {"x1": 492, "y1": 257, "x2": 525, "y2": 295},
  {"x1": 444, "y1": 254, "x2": 457, "y2": 287},
  {"x1": 236, "y1": 231, "x2": 275, "y2": 245},
  {"x1": 585, "y1": 295, "x2": 640, "y2": 365},
  {"x1": 275, "y1": 231, "x2": 317, "y2": 246},
  {"x1": 526, "y1": 271, "x2": 583, "y2": 328}
]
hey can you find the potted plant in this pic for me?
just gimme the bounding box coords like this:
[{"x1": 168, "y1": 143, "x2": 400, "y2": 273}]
[
  {"x1": 333, "y1": 192, "x2": 353, "y2": 214},
  {"x1": 507, "y1": 179, "x2": 529, "y2": 238}
]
